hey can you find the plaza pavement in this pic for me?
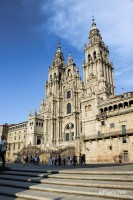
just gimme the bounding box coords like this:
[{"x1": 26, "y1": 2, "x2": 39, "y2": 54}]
[{"x1": 1, "y1": 162, "x2": 133, "y2": 172}]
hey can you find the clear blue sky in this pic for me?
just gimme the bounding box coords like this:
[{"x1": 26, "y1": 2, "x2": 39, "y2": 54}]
[{"x1": 0, "y1": 0, "x2": 133, "y2": 125}]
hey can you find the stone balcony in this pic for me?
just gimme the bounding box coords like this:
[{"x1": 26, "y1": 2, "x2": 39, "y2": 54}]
[{"x1": 81, "y1": 128, "x2": 133, "y2": 141}]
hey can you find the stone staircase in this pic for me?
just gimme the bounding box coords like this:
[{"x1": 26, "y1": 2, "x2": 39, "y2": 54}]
[{"x1": 0, "y1": 168, "x2": 133, "y2": 200}]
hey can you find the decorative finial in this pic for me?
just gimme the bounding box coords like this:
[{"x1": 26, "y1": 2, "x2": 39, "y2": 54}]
[
  {"x1": 122, "y1": 86, "x2": 124, "y2": 95},
  {"x1": 57, "y1": 39, "x2": 61, "y2": 53},
  {"x1": 68, "y1": 51, "x2": 73, "y2": 65},
  {"x1": 91, "y1": 16, "x2": 97, "y2": 30},
  {"x1": 58, "y1": 39, "x2": 61, "y2": 48}
]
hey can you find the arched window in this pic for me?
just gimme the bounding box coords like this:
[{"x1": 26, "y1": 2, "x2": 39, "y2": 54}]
[
  {"x1": 68, "y1": 69, "x2": 71, "y2": 77},
  {"x1": 37, "y1": 138, "x2": 41, "y2": 145},
  {"x1": 88, "y1": 54, "x2": 90, "y2": 62},
  {"x1": 93, "y1": 51, "x2": 96, "y2": 59},
  {"x1": 114, "y1": 105, "x2": 118, "y2": 110},
  {"x1": 124, "y1": 102, "x2": 128, "y2": 108},
  {"x1": 54, "y1": 73, "x2": 56, "y2": 79},
  {"x1": 119, "y1": 103, "x2": 123, "y2": 110},
  {"x1": 88, "y1": 105, "x2": 91, "y2": 110},
  {"x1": 67, "y1": 103, "x2": 71, "y2": 114},
  {"x1": 50, "y1": 75, "x2": 52, "y2": 81},
  {"x1": 85, "y1": 106, "x2": 88, "y2": 112},
  {"x1": 129, "y1": 100, "x2": 133, "y2": 107},
  {"x1": 67, "y1": 91, "x2": 71, "y2": 99}
]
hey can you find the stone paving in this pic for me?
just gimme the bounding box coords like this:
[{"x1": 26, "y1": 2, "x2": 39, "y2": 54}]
[{"x1": 1, "y1": 162, "x2": 133, "y2": 172}]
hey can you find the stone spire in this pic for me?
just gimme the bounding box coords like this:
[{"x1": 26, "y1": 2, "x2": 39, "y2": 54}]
[
  {"x1": 52, "y1": 41, "x2": 64, "y2": 68},
  {"x1": 68, "y1": 51, "x2": 73, "y2": 65},
  {"x1": 89, "y1": 17, "x2": 102, "y2": 45},
  {"x1": 56, "y1": 40, "x2": 61, "y2": 53},
  {"x1": 83, "y1": 19, "x2": 115, "y2": 97}
]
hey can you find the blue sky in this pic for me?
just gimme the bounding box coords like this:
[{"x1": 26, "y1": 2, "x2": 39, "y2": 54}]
[{"x1": 0, "y1": 0, "x2": 133, "y2": 125}]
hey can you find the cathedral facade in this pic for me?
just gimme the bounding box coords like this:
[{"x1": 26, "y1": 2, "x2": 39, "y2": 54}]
[{"x1": 5, "y1": 19, "x2": 133, "y2": 163}]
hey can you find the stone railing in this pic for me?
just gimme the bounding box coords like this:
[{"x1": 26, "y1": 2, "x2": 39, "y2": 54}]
[{"x1": 82, "y1": 129, "x2": 133, "y2": 141}]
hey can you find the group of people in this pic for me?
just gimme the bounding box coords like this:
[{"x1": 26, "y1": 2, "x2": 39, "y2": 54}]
[
  {"x1": 23, "y1": 154, "x2": 40, "y2": 166},
  {"x1": 48, "y1": 154, "x2": 62, "y2": 166},
  {"x1": 48, "y1": 154, "x2": 86, "y2": 166},
  {"x1": 0, "y1": 135, "x2": 7, "y2": 168}
]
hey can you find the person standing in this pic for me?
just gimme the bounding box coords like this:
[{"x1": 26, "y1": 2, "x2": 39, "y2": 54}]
[
  {"x1": 63, "y1": 155, "x2": 66, "y2": 166},
  {"x1": 72, "y1": 154, "x2": 77, "y2": 166},
  {"x1": 0, "y1": 135, "x2": 7, "y2": 167},
  {"x1": 82, "y1": 154, "x2": 86, "y2": 165},
  {"x1": 58, "y1": 154, "x2": 61, "y2": 166}
]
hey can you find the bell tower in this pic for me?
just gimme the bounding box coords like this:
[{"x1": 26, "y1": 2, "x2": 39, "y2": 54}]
[
  {"x1": 45, "y1": 41, "x2": 65, "y2": 97},
  {"x1": 83, "y1": 18, "x2": 115, "y2": 99}
]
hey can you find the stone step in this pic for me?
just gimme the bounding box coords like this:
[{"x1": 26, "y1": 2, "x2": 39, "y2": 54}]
[
  {"x1": 0, "y1": 195, "x2": 25, "y2": 200},
  {"x1": 58, "y1": 170, "x2": 133, "y2": 175},
  {"x1": 1, "y1": 170, "x2": 51, "y2": 177},
  {"x1": 0, "y1": 179, "x2": 133, "y2": 199},
  {"x1": 9, "y1": 168, "x2": 133, "y2": 175},
  {"x1": 0, "y1": 186, "x2": 117, "y2": 200},
  {"x1": 43, "y1": 173, "x2": 133, "y2": 182},
  {"x1": 1, "y1": 170, "x2": 133, "y2": 182},
  {"x1": 1, "y1": 167, "x2": 133, "y2": 200},
  {"x1": 0, "y1": 174, "x2": 133, "y2": 190}
]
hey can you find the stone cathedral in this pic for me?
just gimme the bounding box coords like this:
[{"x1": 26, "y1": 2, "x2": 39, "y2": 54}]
[{"x1": 3, "y1": 19, "x2": 133, "y2": 163}]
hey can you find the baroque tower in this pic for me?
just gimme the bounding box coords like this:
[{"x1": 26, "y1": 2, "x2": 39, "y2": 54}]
[{"x1": 83, "y1": 18, "x2": 115, "y2": 100}]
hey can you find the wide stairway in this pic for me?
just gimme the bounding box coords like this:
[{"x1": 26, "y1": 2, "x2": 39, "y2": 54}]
[{"x1": 0, "y1": 168, "x2": 133, "y2": 200}]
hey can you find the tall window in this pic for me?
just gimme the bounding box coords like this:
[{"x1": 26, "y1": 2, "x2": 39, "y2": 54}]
[
  {"x1": 66, "y1": 133, "x2": 69, "y2": 141},
  {"x1": 98, "y1": 131, "x2": 101, "y2": 138},
  {"x1": 93, "y1": 51, "x2": 96, "y2": 59},
  {"x1": 54, "y1": 73, "x2": 56, "y2": 79},
  {"x1": 88, "y1": 54, "x2": 90, "y2": 62},
  {"x1": 67, "y1": 103, "x2": 71, "y2": 114},
  {"x1": 50, "y1": 75, "x2": 52, "y2": 80},
  {"x1": 121, "y1": 125, "x2": 126, "y2": 134},
  {"x1": 72, "y1": 132, "x2": 74, "y2": 140},
  {"x1": 37, "y1": 138, "x2": 41, "y2": 145},
  {"x1": 67, "y1": 91, "x2": 71, "y2": 99},
  {"x1": 68, "y1": 69, "x2": 71, "y2": 77}
]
